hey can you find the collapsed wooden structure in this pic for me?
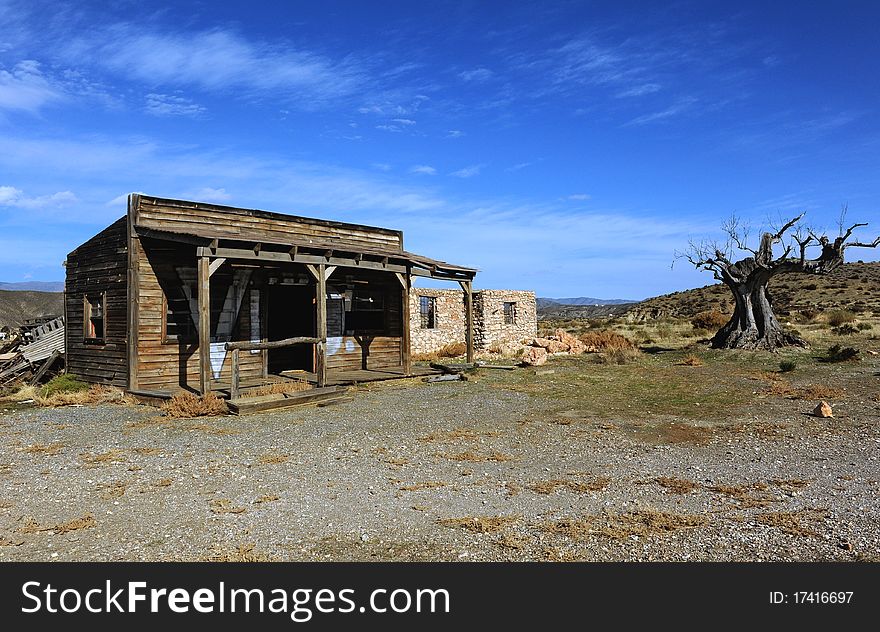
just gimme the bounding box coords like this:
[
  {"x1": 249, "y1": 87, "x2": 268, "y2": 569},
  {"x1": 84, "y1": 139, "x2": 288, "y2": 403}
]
[
  {"x1": 64, "y1": 194, "x2": 477, "y2": 400},
  {"x1": 0, "y1": 316, "x2": 65, "y2": 387}
]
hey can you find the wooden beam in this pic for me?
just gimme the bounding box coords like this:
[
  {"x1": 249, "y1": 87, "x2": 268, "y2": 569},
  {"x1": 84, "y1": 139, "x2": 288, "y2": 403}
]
[
  {"x1": 394, "y1": 272, "x2": 407, "y2": 289},
  {"x1": 198, "y1": 255, "x2": 211, "y2": 395},
  {"x1": 401, "y1": 272, "x2": 411, "y2": 376},
  {"x1": 289, "y1": 244, "x2": 298, "y2": 259},
  {"x1": 197, "y1": 246, "x2": 410, "y2": 274},
  {"x1": 225, "y1": 336, "x2": 320, "y2": 351},
  {"x1": 315, "y1": 263, "x2": 328, "y2": 387},
  {"x1": 304, "y1": 263, "x2": 319, "y2": 281},
  {"x1": 325, "y1": 266, "x2": 337, "y2": 279},
  {"x1": 209, "y1": 238, "x2": 219, "y2": 253},
  {"x1": 459, "y1": 280, "x2": 474, "y2": 364},
  {"x1": 208, "y1": 257, "x2": 226, "y2": 276},
  {"x1": 253, "y1": 242, "x2": 262, "y2": 255}
]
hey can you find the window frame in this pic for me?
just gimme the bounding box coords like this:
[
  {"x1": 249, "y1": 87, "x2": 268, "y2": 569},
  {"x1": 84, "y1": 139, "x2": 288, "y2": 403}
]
[
  {"x1": 83, "y1": 292, "x2": 107, "y2": 344},
  {"x1": 503, "y1": 301, "x2": 517, "y2": 325},
  {"x1": 419, "y1": 295, "x2": 437, "y2": 329}
]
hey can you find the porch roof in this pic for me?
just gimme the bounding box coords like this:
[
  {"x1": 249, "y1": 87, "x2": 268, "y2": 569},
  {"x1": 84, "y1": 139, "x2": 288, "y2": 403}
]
[{"x1": 134, "y1": 225, "x2": 477, "y2": 281}]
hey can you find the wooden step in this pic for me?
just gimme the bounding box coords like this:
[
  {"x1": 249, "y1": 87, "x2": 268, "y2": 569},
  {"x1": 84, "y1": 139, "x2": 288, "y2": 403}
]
[{"x1": 227, "y1": 386, "x2": 348, "y2": 415}]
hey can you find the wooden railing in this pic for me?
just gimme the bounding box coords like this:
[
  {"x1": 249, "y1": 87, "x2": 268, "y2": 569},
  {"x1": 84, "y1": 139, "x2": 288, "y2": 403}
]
[{"x1": 225, "y1": 336, "x2": 320, "y2": 399}]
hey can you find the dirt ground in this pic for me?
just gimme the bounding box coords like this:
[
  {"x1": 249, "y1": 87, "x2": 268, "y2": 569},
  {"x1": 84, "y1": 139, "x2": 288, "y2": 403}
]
[{"x1": 1, "y1": 345, "x2": 878, "y2": 562}]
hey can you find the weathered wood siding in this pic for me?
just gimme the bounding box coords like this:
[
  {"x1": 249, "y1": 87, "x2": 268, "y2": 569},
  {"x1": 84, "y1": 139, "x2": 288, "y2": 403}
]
[
  {"x1": 134, "y1": 195, "x2": 403, "y2": 253},
  {"x1": 326, "y1": 336, "x2": 402, "y2": 370},
  {"x1": 134, "y1": 238, "x2": 264, "y2": 392},
  {"x1": 64, "y1": 217, "x2": 129, "y2": 386}
]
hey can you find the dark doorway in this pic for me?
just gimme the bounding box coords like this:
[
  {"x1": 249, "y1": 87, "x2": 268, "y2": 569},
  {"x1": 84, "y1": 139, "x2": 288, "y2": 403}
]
[{"x1": 266, "y1": 284, "x2": 314, "y2": 373}]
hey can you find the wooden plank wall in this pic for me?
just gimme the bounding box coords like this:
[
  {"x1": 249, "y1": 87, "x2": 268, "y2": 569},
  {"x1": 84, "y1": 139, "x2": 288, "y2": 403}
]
[
  {"x1": 135, "y1": 196, "x2": 403, "y2": 253},
  {"x1": 135, "y1": 239, "x2": 264, "y2": 392},
  {"x1": 64, "y1": 217, "x2": 129, "y2": 386}
]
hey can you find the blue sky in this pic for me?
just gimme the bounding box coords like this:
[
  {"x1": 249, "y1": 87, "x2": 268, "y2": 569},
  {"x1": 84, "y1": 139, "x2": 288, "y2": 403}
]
[{"x1": 1, "y1": 0, "x2": 878, "y2": 299}]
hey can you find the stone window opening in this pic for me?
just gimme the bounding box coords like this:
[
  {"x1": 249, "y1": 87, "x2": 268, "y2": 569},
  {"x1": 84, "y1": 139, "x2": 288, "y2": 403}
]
[
  {"x1": 419, "y1": 295, "x2": 436, "y2": 329},
  {"x1": 503, "y1": 301, "x2": 517, "y2": 325}
]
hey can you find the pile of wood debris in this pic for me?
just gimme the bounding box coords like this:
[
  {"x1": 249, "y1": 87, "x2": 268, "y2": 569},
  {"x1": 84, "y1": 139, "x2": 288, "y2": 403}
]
[{"x1": 0, "y1": 316, "x2": 65, "y2": 388}]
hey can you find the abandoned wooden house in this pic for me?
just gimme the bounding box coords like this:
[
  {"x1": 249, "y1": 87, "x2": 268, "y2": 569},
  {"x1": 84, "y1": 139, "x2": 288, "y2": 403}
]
[{"x1": 64, "y1": 194, "x2": 478, "y2": 400}]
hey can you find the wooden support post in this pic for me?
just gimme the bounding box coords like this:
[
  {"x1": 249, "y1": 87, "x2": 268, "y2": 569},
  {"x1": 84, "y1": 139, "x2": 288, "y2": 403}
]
[
  {"x1": 198, "y1": 255, "x2": 211, "y2": 395},
  {"x1": 396, "y1": 271, "x2": 412, "y2": 375},
  {"x1": 315, "y1": 263, "x2": 328, "y2": 387},
  {"x1": 230, "y1": 348, "x2": 240, "y2": 400},
  {"x1": 460, "y1": 279, "x2": 474, "y2": 364}
]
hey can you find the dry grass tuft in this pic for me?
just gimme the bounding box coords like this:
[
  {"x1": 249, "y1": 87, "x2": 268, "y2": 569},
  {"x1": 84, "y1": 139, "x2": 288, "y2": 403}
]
[
  {"x1": 412, "y1": 342, "x2": 469, "y2": 362},
  {"x1": 528, "y1": 477, "x2": 610, "y2": 495},
  {"x1": 254, "y1": 494, "x2": 280, "y2": 504},
  {"x1": 770, "y1": 479, "x2": 811, "y2": 492},
  {"x1": 208, "y1": 498, "x2": 247, "y2": 514},
  {"x1": 97, "y1": 480, "x2": 127, "y2": 499},
  {"x1": 437, "y1": 515, "x2": 518, "y2": 533},
  {"x1": 654, "y1": 476, "x2": 702, "y2": 494},
  {"x1": 578, "y1": 330, "x2": 638, "y2": 352},
  {"x1": 19, "y1": 442, "x2": 64, "y2": 456},
  {"x1": 399, "y1": 481, "x2": 448, "y2": 491},
  {"x1": 438, "y1": 450, "x2": 514, "y2": 463},
  {"x1": 80, "y1": 449, "x2": 128, "y2": 466},
  {"x1": 153, "y1": 478, "x2": 173, "y2": 488},
  {"x1": 543, "y1": 509, "x2": 708, "y2": 540},
  {"x1": 202, "y1": 543, "x2": 273, "y2": 562},
  {"x1": 419, "y1": 427, "x2": 500, "y2": 442},
  {"x1": 257, "y1": 453, "x2": 289, "y2": 465},
  {"x1": 495, "y1": 533, "x2": 527, "y2": 550},
  {"x1": 678, "y1": 354, "x2": 704, "y2": 367},
  {"x1": 38, "y1": 385, "x2": 136, "y2": 408},
  {"x1": 383, "y1": 456, "x2": 409, "y2": 466},
  {"x1": 707, "y1": 483, "x2": 776, "y2": 509},
  {"x1": 162, "y1": 392, "x2": 228, "y2": 418},
  {"x1": 755, "y1": 508, "x2": 829, "y2": 537},
  {"x1": 21, "y1": 513, "x2": 96, "y2": 535},
  {"x1": 245, "y1": 380, "x2": 312, "y2": 397}
]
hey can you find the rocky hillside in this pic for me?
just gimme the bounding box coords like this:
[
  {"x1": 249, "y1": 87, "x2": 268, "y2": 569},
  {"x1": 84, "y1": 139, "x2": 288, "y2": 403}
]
[
  {"x1": 624, "y1": 261, "x2": 880, "y2": 321},
  {"x1": 0, "y1": 290, "x2": 64, "y2": 328}
]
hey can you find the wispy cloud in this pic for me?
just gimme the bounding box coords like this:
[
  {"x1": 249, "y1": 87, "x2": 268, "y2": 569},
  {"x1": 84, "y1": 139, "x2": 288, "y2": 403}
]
[
  {"x1": 370, "y1": 162, "x2": 392, "y2": 171},
  {"x1": 145, "y1": 93, "x2": 206, "y2": 117},
  {"x1": 64, "y1": 26, "x2": 369, "y2": 108},
  {"x1": 450, "y1": 164, "x2": 483, "y2": 178},
  {"x1": 409, "y1": 164, "x2": 437, "y2": 176},
  {"x1": 0, "y1": 185, "x2": 76, "y2": 208},
  {"x1": 616, "y1": 83, "x2": 662, "y2": 98},
  {"x1": 185, "y1": 187, "x2": 231, "y2": 203},
  {"x1": 567, "y1": 193, "x2": 591, "y2": 201},
  {"x1": 0, "y1": 60, "x2": 62, "y2": 113},
  {"x1": 626, "y1": 97, "x2": 698, "y2": 126},
  {"x1": 459, "y1": 67, "x2": 494, "y2": 82},
  {"x1": 505, "y1": 161, "x2": 534, "y2": 172},
  {"x1": 446, "y1": 129, "x2": 465, "y2": 138}
]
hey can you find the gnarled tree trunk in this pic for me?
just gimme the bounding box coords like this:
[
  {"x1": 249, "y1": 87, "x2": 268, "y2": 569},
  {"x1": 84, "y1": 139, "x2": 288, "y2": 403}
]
[{"x1": 710, "y1": 276, "x2": 806, "y2": 350}]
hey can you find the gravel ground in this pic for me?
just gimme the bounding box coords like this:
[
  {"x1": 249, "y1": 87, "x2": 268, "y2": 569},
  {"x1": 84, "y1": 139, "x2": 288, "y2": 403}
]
[{"x1": 1, "y1": 369, "x2": 878, "y2": 562}]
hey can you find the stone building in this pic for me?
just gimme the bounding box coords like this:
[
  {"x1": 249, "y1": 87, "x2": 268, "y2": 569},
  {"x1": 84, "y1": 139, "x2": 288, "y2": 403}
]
[{"x1": 409, "y1": 288, "x2": 536, "y2": 354}]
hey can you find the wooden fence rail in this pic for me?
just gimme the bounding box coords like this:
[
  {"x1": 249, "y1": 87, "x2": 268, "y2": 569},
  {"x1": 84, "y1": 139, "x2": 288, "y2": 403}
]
[{"x1": 224, "y1": 336, "x2": 321, "y2": 399}]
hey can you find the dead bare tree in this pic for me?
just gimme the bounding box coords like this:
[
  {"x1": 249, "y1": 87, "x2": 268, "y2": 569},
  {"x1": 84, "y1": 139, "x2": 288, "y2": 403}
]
[{"x1": 681, "y1": 207, "x2": 879, "y2": 350}]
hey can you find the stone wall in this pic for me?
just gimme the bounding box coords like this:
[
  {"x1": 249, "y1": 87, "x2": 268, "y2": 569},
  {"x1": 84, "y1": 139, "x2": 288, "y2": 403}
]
[{"x1": 409, "y1": 288, "x2": 536, "y2": 354}]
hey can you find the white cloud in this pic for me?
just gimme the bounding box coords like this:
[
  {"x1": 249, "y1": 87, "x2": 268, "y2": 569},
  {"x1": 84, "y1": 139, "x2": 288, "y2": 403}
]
[
  {"x1": 0, "y1": 185, "x2": 76, "y2": 208},
  {"x1": 626, "y1": 97, "x2": 697, "y2": 126},
  {"x1": 409, "y1": 165, "x2": 437, "y2": 176},
  {"x1": 65, "y1": 26, "x2": 368, "y2": 108},
  {"x1": 145, "y1": 93, "x2": 206, "y2": 117},
  {"x1": 567, "y1": 193, "x2": 591, "y2": 201},
  {"x1": 0, "y1": 60, "x2": 62, "y2": 113},
  {"x1": 370, "y1": 162, "x2": 392, "y2": 171},
  {"x1": 391, "y1": 118, "x2": 416, "y2": 126},
  {"x1": 459, "y1": 68, "x2": 494, "y2": 82},
  {"x1": 616, "y1": 83, "x2": 661, "y2": 98},
  {"x1": 450, "y1": 165, "x2": 483, "y2": 178},
  {"x1": 376, "y1": 124, "x2": 402, "y2": 132},
  {"x1": 505, "y1": 162, "x2": 533, "y2": 172},
  {"x1": 188, "y1": 187, "x2": 232, "y2": 203},
  {"x1": 446, "y1": 129, "x2": 465, "y2": 138}
]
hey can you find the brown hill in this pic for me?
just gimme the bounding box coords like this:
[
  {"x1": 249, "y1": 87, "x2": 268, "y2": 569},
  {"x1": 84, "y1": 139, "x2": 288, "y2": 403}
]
[
  {"x1": 0, "y1": 289, "x2": 64, "y2": 328},
  {"x1": 626, "y1": 261, "x2": 880, "y2": 321}
]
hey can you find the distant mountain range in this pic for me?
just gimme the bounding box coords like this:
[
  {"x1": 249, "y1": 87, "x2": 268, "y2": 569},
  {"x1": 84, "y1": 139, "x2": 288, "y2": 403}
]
[
  {"x1": 537, "y1": 296, "x2": 638, "y2": 307},
  {"x1": 0, "y1": 281, "x2": 64, "y2": 292}
]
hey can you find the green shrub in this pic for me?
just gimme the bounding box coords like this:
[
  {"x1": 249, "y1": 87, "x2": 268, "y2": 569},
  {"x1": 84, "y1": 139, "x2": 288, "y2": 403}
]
[
  {"x1": 42, "y1": 374, "x2": 89, "y2": 397},
  {"x1": 779, "y1": 360, "x2": 797, "y2": 373},
  {"x1": 832, "y1": 324, "x2": 859, "y2": 336},
  {"x1": 826, "y1": 309, "x2": 857, "y2": 327},
  {"x1": 856, "y1": 322, "x2": 873, "y2": 331},
  {"x1": 821, "y1": 345, "x2": 859, "y2": 363}
]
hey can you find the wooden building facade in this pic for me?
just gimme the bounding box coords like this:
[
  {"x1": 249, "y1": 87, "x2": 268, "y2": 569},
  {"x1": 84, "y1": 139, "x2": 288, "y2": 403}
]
[{"x1": 64, "y1": 194, "x2": 476, "y2": 395}]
